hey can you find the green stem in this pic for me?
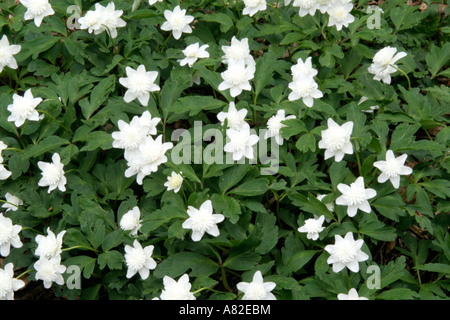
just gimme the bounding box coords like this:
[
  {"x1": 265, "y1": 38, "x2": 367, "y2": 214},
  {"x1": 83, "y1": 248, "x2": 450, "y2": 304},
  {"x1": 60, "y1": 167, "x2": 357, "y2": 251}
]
[
  {"x1": 37, "y1": 110, "x2": 72, "y2": 133},
  {"x1": 16, "y1": 269, "x2": 33, "y2": 279},
  {"x1": 192, "y1": 287, "x2": 230, "y2": 295},
  {"x1": 389, "y1": 64, "x2": 411, "y2": 91},
  {"x1": 267, "y1": 3, "x2": 281, "y2": 24},
  {"x1": 62, "y1": 245, "x2": 100, "y2": 253}
]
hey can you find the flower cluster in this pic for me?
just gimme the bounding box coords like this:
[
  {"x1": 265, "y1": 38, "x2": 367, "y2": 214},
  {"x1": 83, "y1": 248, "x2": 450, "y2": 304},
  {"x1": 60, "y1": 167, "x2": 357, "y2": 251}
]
[
  {"x1": 111, "y1": 111, "x2": 173, "y2": 185},
  {"x1": 33, "y1": 228, "x2": 67, "y2": 289},
  {"x1": 78, "y1": 2, "x2": 126, "y2": 38},
  {"x1": 288, "y1": 57, "x2": 322, "y2": 108},
  {"x1": 287, "y1": 0, "x2": 355, "y2": 31},
  {"x1": 219, "y1": 37, "x2": 256, "y2": 98}
]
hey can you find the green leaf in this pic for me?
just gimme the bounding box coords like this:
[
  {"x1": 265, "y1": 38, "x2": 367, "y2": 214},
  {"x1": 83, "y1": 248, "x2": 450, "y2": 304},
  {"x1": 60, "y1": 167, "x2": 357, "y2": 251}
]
[
  {"x1": 415, "y1": 263, "x2": 450, "y2": 274},
  {"x1": 229, "y1": 178, "x2": 269, "y2": 196},
  {"x1": 201, "y1": 12, "x2": 234, "y2": 33},
  {"x1": 372, "y1": 194, "x2": 406, "y2": 222},
  {"x1": 63, "y1": 255, "x2": 97, "y2": 279},
  {"x1": 153, "y1": 252, "x2": 218, "y2": 278},
  {"x1": 358, "y1": 218, "x2": 397, "y2": 241},
  {"x1": 23, "y1": 136, "x2": 70, "y2": 158},
  {"x1": 218, "y1": 164, "x2": 250, "y2": 194},
  {"x1": 97, "y1": 250, "x2": 123, "y2": 270},
  {"x1": 166, "y1": 95, "x2": 227, "y2": 117},
  {"x1": 376, "y1": 288, "x2": 419, "y2": 300},
  {"x1": 79, "y1": 131, "x2": 113, "y2": 152},
  {"x1": 80, "y1": 75, "x2": 116, "y2": 120},
  {"x1": 211, "y1": 193, "x2": 241, "y2": 224},
  {"x1": 283, "y1": 250, "x2": 319, "y2": 274},
  {"x1": 295, "y1": 133, "x2": 317, "y2": 153},
  {"x1": 15, "y1": 36, "x2": 60, "y2": 61}
]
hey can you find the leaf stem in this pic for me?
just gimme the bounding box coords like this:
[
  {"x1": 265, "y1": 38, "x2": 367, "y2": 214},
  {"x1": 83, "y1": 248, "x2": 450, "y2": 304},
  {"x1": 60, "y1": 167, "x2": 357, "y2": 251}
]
[{"x1": 390, "y1": 64, "x2": 411, "y2": 91}]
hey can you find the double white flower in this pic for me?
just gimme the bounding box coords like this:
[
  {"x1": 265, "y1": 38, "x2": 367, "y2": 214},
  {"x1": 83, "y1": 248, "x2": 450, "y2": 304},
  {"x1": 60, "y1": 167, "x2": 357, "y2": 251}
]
[
  {"x1": 37, "y1": 153, "x2": 66, "y2": 193},
  {"x1": 336, "y1": 176, "x2": 377, "y2": 218},
  {"x1": 264, "y1": 109, "x2": 296, "y2": 146},
  {"x1": 0, "y1": 214, "x2": 22, "y2": 257},
  {"x1": 7, "y1": 89, "x2": 43, "y2": 128},
  {"x1": 160, "y1": 6, "x2": 194, "y2": 40},
  {"x1": 236, "y1": 270, "x2": 276, "y2": 300},
  {"x1": 243, "y1": 0, "x2": 267, "y2": 17},
  {"x1": 0, "y1": 35, "x2": 21, "y2": 73},
  {"x1": 368, "y1": 46, "x2": 407, "y2": 84},
  {"x1": 1, "y1": 193, "x2": 23, "y2": 212},
  {"x1": 0, "y1": 263, "x2": 25, "y2": 300},
  {"x1": 298, "y1": 215, "x2": 325, "y2": 240},
  {"x1": 78, "y1": 2, "x2": 126, "y2": 38},
  {"x1": 182, "y1": 200, "x2": 224, "y2": 242},
  {"x1": 119, "y1": 65, "x2": 160, "y2": 107},
  {"x1": 327, "y1": 0, "x2": 355, "y2": 31},
  {"x1": 288, "y1": 57, "x2": 322, "y2": 108},
  {"x1": 219, "y1": 37, "x2": 256, "y2": 98},
  {"x1": 318, "y1": 118, "x2": 354, "y2": 162},
  {"x1": 324, "y1": 232, "x2": 369, "y2": 273},
  {"x1": 159, "y1": 274, "x2": 196, "y2": 300},
  {"x1": 179, "y1": 43, "x2": 209, "y2": 68},
  {"x1": 120, "y1": 206, "x2": 142, "y2": 236},
  {"x1": 20, "y1": 0, "x2": 55, "y2": 27},
  {"x1": 373, "y1": 150, "x2": 413, "y2": 189},
  {"x1": 124, "y1": 239, "x2": 157, "y2": 280}
]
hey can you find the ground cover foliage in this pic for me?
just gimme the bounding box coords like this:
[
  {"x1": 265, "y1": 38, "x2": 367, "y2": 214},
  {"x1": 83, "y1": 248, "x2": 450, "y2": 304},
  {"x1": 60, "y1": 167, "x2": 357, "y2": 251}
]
[{"x1": 0, "y1": 0, "x2": 449, "y2": 300}]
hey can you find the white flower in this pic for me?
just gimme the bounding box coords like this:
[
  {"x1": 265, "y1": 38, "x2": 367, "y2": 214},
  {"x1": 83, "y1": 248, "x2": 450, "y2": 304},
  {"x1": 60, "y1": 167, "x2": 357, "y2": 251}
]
[
  {"x1": 78, "y1": 6, "x2": 103, "y2": 34},
  {"x1": 236, "y1": 270, "x2": 276, "y2": 300},
  {"x1": 0, "y1": 35, "x2": 21, "y2": 73},
  {"x1": 218, "y1": 61, "x2": 255, "y2": 97},
  {"x1": 243, "y1": 0, "x2": 267, "y2": 17},
  {"x1": 0, "y1": 164, "x2": 12, "y2": 181},
  {"x1": 120, "y1": 206, "x2": 142, "y2": 236},
  {"x1": 0, "y1": 263, "x2": 25, "y2": 300},
  {"x1": 368, "y1": 47, "x2": 407, "y2": 84},
  {"x1": 149, "y1": 0, "x2": 163, "y2": 4},
  {"x1": 7, "y1": 89, "x2": 42, "y2": 128},
  {"x1": 316, "y1": 0, "x2": 333, "y2": 13},
  {"x1": 159, "y1": 274, "x2": 196, "y2": 300},
  {"x1": 292, "y1": 0, "x2": 319, "y2": 17},
  {"x1": 119, "y1": 65, "x2": 160, "y2": 106},
  {"x1": 221, "y1": 36, "x2": 255, "y2": 67},
  {"x1": 358, "y1": 96, "x2": 379, "y2": 113},
  {"x1": 336, "y1": 177, "x2": 377, "y2": 218},
  {"x1": 2, "y1": 193, "x2": 23, "y2": 213},
  {"x1": 182, "y1": 200, "x2": 224, "y2": 242},
  {"x1": 78, "y1": 2, "x2": 126, "y2": 38},
  {"x1": 327, "y1": 0, "x2": 355, "y2": 31},
  {"x1": 179, "y1": 43, "x2": 209, "y2": 67},
  {"x1": 34, "y1": 228, "x2": 66, "y2": 259},
  {"x1": 373, "y1": 150, "x2": 413, "y2": 189},
  {"x1": 316, "y1": 194, "x2": 334, "y2": 213},
  {"x1": 217, "y1": 102, "x2": 249, "y2": 131},
  {"x1": 318, "y1": 118, "x2": 353, "y2": 162},
  {"x1": 124, "y1": 135, "x2": 173, "y2": 184},
  {"x1": 291, "y1": 56, "x2": 318, "y2": 81},
  {"x1": 288, "y1": 76, "x2": 322, "y2": 108},
  {"x1": 164, "y1": 171, "x2": 183, "y2": 193},
  {"x1": 0, "y1": 141, "x2": 7, "y2": 163},
  {"x1": 264, "y1": 110, "x2": 296, "y2": 146},
  {"x1": 298, "y1": 215, "x2": 325, "y2": 240},
  {"x1": 124, "y1": 239, "x2": 157, "y2": 280},
  {"x1": 37, "y1": 153, "x2": 66, "y2": 193},
  {"x1": 20, "y1": 0, "x2": 55, "y2": 27},
  {"x1": 337, "y1": 288, "x2": 369, "y2": 300},
  {"x1": 34, "y1": 256, "x2": 66, "y2": 289},
  {"x1": 112, "y1": 111, "x2": 160, "y2": 151},
  {"x1": 224, "y1": 126, "x2": 259, "y2": 161},
  {"x1": 324, "y1": 232, "x2": 369, "y2": 273},
  {"x1": 0, "y1": 213, "x2": 22, "y2": 257},
  {"x1": 160, "y1": 6, "x2": 194, "y2": 40}
]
